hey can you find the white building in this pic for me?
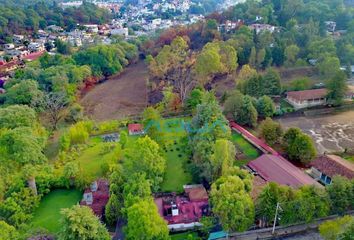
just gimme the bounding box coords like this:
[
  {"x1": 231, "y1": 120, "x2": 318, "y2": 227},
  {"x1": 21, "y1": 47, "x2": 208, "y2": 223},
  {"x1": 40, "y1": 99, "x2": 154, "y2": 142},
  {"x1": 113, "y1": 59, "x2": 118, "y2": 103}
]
[
  {"x1": 286, "y1": 89, "x2": 328, "y2": 110},
  {"x1": 110, "y1": 28, "x2": 129, "y2": 37}
]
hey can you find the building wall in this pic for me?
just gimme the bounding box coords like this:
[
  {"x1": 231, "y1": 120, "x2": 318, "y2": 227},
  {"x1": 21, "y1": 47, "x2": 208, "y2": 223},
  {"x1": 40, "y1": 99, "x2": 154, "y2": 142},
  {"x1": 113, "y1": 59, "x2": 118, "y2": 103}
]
[{"x1": 286, "y1": 96, "x2": 326, "y2": 110}]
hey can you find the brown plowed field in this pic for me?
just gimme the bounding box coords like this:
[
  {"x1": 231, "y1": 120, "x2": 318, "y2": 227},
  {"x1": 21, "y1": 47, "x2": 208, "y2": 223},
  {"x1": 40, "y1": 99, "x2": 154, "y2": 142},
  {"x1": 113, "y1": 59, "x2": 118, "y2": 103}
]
[{"x1": 80, "y1": 61, "x2": 148, "y2": 121}]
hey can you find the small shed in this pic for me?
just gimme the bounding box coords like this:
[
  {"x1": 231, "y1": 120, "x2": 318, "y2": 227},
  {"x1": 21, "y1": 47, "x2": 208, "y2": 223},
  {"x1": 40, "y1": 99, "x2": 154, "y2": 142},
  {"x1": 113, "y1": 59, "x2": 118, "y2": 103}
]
[{"x1": 128, "y1": 123, "x2": 145, "y2": 135}]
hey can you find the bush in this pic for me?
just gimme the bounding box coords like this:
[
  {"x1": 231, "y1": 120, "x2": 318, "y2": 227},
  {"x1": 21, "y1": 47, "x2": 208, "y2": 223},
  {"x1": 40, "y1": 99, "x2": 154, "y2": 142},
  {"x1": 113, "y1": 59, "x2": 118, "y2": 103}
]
[{"x1": 66, "y1": 103, "x2": 84, "y2": 123}]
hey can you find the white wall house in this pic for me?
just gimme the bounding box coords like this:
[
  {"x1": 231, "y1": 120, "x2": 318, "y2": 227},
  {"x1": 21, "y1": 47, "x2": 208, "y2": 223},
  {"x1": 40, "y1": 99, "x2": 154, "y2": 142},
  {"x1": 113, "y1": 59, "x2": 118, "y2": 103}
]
[{"x1": 286, "y1": 89, "x2": 328, "y2": 110}]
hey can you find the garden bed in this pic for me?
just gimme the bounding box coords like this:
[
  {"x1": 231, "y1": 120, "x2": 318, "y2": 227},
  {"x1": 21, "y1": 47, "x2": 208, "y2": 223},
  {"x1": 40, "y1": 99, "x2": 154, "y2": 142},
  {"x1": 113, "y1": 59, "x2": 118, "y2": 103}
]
[{"x1": 231, "y1": 133, "x2": 260, "y2": 166}]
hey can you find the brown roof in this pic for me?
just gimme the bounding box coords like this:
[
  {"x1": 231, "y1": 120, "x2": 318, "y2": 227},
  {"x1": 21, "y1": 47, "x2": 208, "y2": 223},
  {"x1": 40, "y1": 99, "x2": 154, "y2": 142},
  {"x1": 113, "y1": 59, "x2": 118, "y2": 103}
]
[
  {"x1": 310, "y1": 155, "x2": 354, "y2": 179},
  {"x1": 184, "y1": 185, "x2": 208, "y2": 202},
  {"x1": 287, "y1": 88, "x2": 327, "y2": 101},
  {"x1": 248, "y1": 154, "x2": 318, "y2": 188}
]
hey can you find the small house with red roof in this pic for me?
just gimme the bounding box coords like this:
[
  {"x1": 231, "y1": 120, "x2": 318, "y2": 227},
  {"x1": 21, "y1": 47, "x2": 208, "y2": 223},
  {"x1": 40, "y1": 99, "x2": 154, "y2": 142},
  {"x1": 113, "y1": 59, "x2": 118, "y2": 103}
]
[
  {"x1": 309, "y1": 154, "x2": 354, "y2": 185},
  {"x1": 80, "y1": 179, "x2": 109, "y2": 219},
  {"x1": 154, "y1": 184, "x2": 209, "y2": 232},
  {"x1": 128, "y1": 123, "x2": 145, "y2": 135},
  {"x1": 286, "y1": 88, "x2": 328, "y2": 110}
]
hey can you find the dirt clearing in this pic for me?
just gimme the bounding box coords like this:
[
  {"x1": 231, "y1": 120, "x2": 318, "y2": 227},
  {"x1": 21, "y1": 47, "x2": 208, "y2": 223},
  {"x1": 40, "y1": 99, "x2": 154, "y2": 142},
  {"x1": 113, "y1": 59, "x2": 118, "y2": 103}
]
[
  {"x1": 80, "y1": 61, "x2": 148, "y2": 121},
  {"x1": 277, "y1": 110, "x2": 354, "y2": 154}
]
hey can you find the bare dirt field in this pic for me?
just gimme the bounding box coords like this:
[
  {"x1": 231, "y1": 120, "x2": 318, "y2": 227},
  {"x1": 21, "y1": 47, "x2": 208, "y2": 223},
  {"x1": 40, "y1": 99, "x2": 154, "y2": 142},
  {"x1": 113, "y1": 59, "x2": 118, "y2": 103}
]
[
  {"x1": 277, "y1": 110, "x2": 354, "y2": 154},
  {"x1": 80, "y1": 61, "x2": 148, "y2": 121}
]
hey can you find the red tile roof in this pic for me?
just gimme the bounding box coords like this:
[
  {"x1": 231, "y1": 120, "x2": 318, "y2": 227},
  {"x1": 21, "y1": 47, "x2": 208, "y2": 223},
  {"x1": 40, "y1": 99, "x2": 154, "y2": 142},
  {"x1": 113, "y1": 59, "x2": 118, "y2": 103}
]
[
  {"x1": 287, "y1": 89, "x2": 328, "y2": 101},
  {"x1": 310, "y1": 155, "x2": 354, "y2": 179},
  {"x1": 248, "y1": 154, "x2": 318, "y2": 188},
  {"x1": 184, "y1": 185, "x2": 209, "y2": 202},
  {"x1": 128, "y1": 123, "x2": 143, "y2": 132},
  {"x1": 80, "y1": 179, "x2": 109, "y2": 218}
]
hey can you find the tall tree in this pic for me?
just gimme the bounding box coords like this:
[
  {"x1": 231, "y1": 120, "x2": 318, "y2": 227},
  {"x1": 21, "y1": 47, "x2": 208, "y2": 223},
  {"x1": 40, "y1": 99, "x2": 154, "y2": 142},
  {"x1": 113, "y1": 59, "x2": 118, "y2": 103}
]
[
  {"x1": 257, "y1": 96, "x2": 276, "y2": 118},
  {"x1": 211, "y1": 139, "x2": 236, "y2": 180},
  {"x1": 59, "y1": 205, "x2": 110, "y2": 240},
  {"x1": 259, "y1": 117, "x2": 283, "y2": 145},
  {"x1": 326, "y1": 176, "x2": 353, "y2": 214},
  {"x1": 327, "y1": 70, "x2": 348, "y2": 106},
  {"x1": 125, "y1": 199, "x2": 169, "y2": 240},
  {"x1": 210, "y1": 175, "x2": 255, "y2": 232},
  {"x1": 123, "y1": 136, "x2": 166, "y2": 191}
]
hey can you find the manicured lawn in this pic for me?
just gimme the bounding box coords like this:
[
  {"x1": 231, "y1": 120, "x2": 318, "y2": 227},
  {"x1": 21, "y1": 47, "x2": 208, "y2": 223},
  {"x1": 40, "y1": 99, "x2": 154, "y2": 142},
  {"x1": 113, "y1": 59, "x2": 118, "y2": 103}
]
[
  {"x1": 32, "y1": 189, "x2": 82, "y2": 233},
  {"x1": 159, "y1": 118, "x2": 193, "y2": 193},
  {"x1": 76, "y1": 140, "x2": 119, "y2": 177},
  {"x1": 170, "y1": 231, "x2": 199, "y2": 240},
  {"x1": 231, "y1": 133, "x2": 260, "y2": 162}
]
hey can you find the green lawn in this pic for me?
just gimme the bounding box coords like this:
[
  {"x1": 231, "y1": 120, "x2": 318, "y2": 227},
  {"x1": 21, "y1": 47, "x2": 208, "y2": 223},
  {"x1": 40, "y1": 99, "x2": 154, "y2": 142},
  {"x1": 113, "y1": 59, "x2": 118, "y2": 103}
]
[
  {"x1": 159, "y1": 118, "x2": 193, "y2": 193},
  {"x1": 231, "y1": 133, "x2": 260, "y2": 166},
  {"x1": 76, "y1": 139, "x2": 119, "y2": 177},
  {"x1": 170, "y1": 231, "x2": 199, "y2": 240},
  {"x1": 32, "y1": 189, "x2": 82, "y2": 233}
]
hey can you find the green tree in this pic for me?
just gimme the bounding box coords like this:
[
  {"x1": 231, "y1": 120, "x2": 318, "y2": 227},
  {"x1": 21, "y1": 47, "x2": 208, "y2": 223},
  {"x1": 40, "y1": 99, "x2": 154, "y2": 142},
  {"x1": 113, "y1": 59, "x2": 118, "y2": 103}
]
[
  {"x1": 125, "y1": 199, "x2": 169, "y2": 240},
  {"x1": 210, "y1": 175, "x2": 255, "y2": 232},
  {"x1": 284, "y1": 44, "x2": 300, "y2": 67},
  {"x1": 318, "y1": 56, "x2": 341, "y2": 80},
  {"x1": 123, "y1": 136, "x2": 166, "y2": 191},
  {"x1": 142, "y1": 107, "x2": 163, "y2": 142},
  {"x1": 0, "y1": 221, "x2": 19, "y2": 239},
  {"x1": 55, "y1": 39, "x2": 72, "y2": 55},
  {"x1": 105, "y1": 193, "x2": 121, "y2": 226},
  {"x1": 0, "y1": 105, "x2": 37, "y2": 129},
  {"x1": 327, "y1": 70, "x2": 348, "y2": 106},
  {"x1": 211, "y1": 139, "x2": 236, "y2": 180},
  {"x1": 257, "y1": 96, "x2": 276, "y2": 118},
  {"x1": 239, "y1": 95, "x2": 258, "y2": 127},
  {"x1": 283, "y1": 128, "x2": 316, "y2": 165},
  {"x1": 259, "y1": 118, "x2": 283, "y2": 145},
  {"x1": 262, "y1": 68, "x2": 281, "y2": 96},
  {"x1": 4, "y1": 79, "x2": 42, "y2": 105},
  {"x1": 319, "y1": 215, "x2": 354, "y2": 240},
  {"x1": 326, "y1": 176, "x2": 353, "y2": 214},
  {"x1": 123, "y1": 173, "x2": 151, "y2": 210},
  {"x1": 63, "y1": 162, "x2": 80, "y2": 188},
  {"x1": 120, "y1": 131, "x2": 128, "y2": 148},
  {"x1": 59, "y1": 205, "x2": 110, "y2": 240},
  {"x1": 186, "y1": 88, "x2": 204, "y2": 111}
]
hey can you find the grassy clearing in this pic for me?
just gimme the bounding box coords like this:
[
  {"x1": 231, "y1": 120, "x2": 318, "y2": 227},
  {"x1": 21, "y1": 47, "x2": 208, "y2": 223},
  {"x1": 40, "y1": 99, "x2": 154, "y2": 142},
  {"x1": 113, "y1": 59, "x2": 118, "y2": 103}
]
[
  {"x1": 76, "y1": 139, "x2": 119, "y2": 178},
  {"x1": 170, "y1": 231, "x2": 199, "y2": 240},
  {"x1": 32, "y1": 189, "x2": 82, "y2": 233},
  {"x1": 159, "y1": 118, "x2": 193, "y2": 193},
  {"x1": 231, "y1": 133, "x2": 260, "y2": 166}
]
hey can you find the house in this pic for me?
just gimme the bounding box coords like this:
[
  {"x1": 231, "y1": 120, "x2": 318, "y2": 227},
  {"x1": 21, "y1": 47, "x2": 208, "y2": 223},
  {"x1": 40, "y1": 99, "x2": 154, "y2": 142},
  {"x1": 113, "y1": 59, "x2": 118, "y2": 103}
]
[
  {"x1": 28, "y1": 42, "x2": 45, "y2": 52},
  {"x1": 128, "y1": 123, "x2": 145, "y2": 135},
  {"x1": 110, "y1": 28, "x2": 129, "y2": 37},
  {"x1": 80, "y1": 179, "x2": 109, "y2": 218},
  {"x1": 286, "y1": 88, "x2": 328, "y2": 109},
  {"x1": 154, "y1": 184, "x2": 209, "y2": 232},
  {"x1": 247, "y1": 154, "x2": 319, "y2": 188},
  {"x1": 249, "y1": 24, "x2": 277, "y2": 34},
  {"x1": 309, "y1": 155, "x2": 354, "y2": 185}
]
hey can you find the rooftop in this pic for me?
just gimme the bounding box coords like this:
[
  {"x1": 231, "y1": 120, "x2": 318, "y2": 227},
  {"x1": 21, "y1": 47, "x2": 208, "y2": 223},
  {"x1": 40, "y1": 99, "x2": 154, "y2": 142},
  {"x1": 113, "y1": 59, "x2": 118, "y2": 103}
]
[
  {"x1": 287, "y1": 88, "x2": 328, "y2": 101},
  {"x1": 248, "y1": 154, "x2": 318, "y2": 188},
  {"x1": 310, "y1": 154, "x2": 354, "y2": 179},
  {"x1": 80, "y1": 179, "x2": 109, "y2": 218}
]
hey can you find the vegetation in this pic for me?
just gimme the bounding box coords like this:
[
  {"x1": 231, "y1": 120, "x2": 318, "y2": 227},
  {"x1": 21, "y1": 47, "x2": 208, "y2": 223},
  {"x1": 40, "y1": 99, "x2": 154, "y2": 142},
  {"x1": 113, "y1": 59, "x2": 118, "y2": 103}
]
[{"x1": 319, "y1": 215, "x2": 354, "y2": 240}]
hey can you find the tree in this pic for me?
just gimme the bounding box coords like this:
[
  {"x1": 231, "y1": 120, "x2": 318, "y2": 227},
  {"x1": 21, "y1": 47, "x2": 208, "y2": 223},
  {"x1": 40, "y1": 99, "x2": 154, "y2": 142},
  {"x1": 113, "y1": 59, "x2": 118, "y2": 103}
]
[
  {"x1": 318, "y1": 56, "x2": 341, "y2": 80},
  {"x1": 63, "y1": 162, "x2": 80, "y2": 188},
  {"x1": 0, "y1": 127, "x2": 47, "y2": 194},
  {"x1": 142, "y1": 107, "x2": 163, "y2": 142},
  {"x1": 327, "y1": 70, "x2": 348, "y2": 106},
  {"x1": 125, "y1": 199, "x2": 169, "y2": 240},
  {"x1": 223, "y1": 90, "x2": 244, "y2": 120},
  {"x1": 120, "y1": 131, "x2": 128, "y2": 148},
  {"x1": 257, "y1": 96, "x2": 276, "y2": 118},
  {"x1": 34, "y1": 91, "x2": 68, "y2": 130},
  {"x1": 319, "y1": 215, "x2": 354, "y2": 240},
  {"x1": 0, "y1": 105, "x2": 37, "y2": 129},
  {"x1": 105, "y1": 193, "x2": 121, "y2": 226},
  {"x1": 123, "y1": 173, "x2": 151, "y2": 210},
  {"x1": 55, "y1": 39, "x2": 72, "y2": 55},
  {"x1": 123, "y1": 136, "x2": 166, "y2": 191},
  {"x1": 4, "y1": 79, "x2": 42, "y2": 105},
  {"x1": 211, "y1": 139, "x2": 236, "y2": 180},
  {"x1": 283, "y1": 128, "x2": 316, "y2": 165},
  {"x1": 237, "y1": 64, "x2": 257, "y2": 82},
  {"x1": 249, "y1": 47, "x2": 256, "y2": 67},
  {"x1": 59, "y1": 205, "x2": 110, "y2": 240},
  {"x1": 239, "y1": 95, "x2": 258, "y2": 127},
  {"x1": 256, "y1": 182, "x2": 295, "y2": 226},
  {"x1": 0, "y1": 221, "x2": 19, "y2": 240},
  {"x1": 284, "y1": 44, "x2": 300, "y2": 66},
  {"x1": 186, "y1": 88, "x2": 204, "y2": 111},
  {"x1": 210, "y1": 175, "x2": 255, "y2": 232},
  {"x1": 259, "y1": 118, "x2": 283, "y2": 145},
  {"x1": 326, "y1": 176, "x2": 353, "y2": 214},
  {"x1": 262, "y1": 68, "x2": 281, "y2": 96}
]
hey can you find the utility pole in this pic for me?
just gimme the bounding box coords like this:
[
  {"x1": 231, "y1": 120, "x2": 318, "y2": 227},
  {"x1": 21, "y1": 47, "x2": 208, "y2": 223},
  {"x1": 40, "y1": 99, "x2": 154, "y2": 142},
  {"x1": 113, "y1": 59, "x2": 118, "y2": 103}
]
[{"x1": 272, "y1": 202, "x2": 280, "y2": 235}]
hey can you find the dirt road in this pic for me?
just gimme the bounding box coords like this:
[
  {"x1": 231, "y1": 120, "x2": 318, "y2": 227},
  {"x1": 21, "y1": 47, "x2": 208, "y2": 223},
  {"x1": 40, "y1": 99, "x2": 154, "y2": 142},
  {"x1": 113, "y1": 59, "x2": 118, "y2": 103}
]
[
  {"x1": 277, "y1": 110, "x2": 354, "y2": 154},
  {"x1": 80, "y1": 61, "x2": 148, "y2": 121}
]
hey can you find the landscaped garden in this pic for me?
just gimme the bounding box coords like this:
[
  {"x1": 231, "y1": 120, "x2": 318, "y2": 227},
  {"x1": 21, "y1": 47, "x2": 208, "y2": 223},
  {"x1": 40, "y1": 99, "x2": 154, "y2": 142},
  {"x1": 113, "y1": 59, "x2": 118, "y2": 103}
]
[
  {"x1": 158, "y1": 118, "x2": 193, "y2": 193},
  {"x1": 32, "y1": 189, "x2": 82, "y2": 233},
  {"x1": 231, "y1": 132, "x2": 260, "y2": 166}
]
